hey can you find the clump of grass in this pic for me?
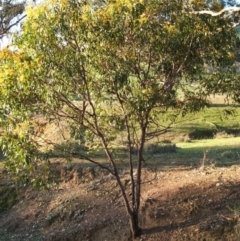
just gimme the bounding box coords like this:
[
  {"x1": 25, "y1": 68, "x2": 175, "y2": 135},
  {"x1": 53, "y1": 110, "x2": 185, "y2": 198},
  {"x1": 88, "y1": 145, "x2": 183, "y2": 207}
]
[
  {"x1": 0, "y1": 186, "x2": 18, "y2": 213},
  {"x1": 233, "y1": 221, "x2": 240, "y2": 241},
  {"x1": 227, "y1": 204, "x2": 240, "y2": 216},
  {"x1": 176, "y1": 135, "x2": 192, "y2": 143},
  {"x1": 221, "y1": 150, "x2": 235, "y2": 159},
  {"x1": 214, "y1": 131, "x2": 234, "y2": 139},
  {"x1": 226, "y1": 204, "x2": 240, "y2": 241},
  {"x1": 146, "y1": 142, "x2": 177, "y2": 154}
]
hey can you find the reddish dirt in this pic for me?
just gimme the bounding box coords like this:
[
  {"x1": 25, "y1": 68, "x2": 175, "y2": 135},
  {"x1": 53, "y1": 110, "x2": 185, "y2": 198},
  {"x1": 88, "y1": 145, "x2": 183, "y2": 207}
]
[{"x1": 1, "y1": 162, "x2": 240, "y2": 241}]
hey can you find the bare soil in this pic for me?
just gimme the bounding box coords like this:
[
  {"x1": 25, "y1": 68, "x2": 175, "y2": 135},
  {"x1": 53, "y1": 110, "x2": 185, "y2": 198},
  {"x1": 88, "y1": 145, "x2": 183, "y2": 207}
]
[{"x1": 1, "y1": 161, "x2": 240, "y2": 241}]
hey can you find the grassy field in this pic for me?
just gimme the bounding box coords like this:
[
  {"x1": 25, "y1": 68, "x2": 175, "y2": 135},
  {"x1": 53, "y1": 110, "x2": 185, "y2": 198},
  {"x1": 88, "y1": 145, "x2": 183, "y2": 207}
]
[
  {"x1": 150, "y1": 137, "x2": 240, "y2": 169},
  {"x1": 156, "y1": 105, "x2": 240, "y2": 142},
  {"x1": 1, "y1": 101, "x2": 240, "y2": 171},
  {"x1": 141, "y1": 101, "x2": 240, "y2": 170}
]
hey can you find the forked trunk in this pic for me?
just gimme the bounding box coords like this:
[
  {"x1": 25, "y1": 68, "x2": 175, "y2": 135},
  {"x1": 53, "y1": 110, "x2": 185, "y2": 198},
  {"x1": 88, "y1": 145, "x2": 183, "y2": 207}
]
[{"x1": 129, "y1": 211, "x2": 141, "y2": 239}]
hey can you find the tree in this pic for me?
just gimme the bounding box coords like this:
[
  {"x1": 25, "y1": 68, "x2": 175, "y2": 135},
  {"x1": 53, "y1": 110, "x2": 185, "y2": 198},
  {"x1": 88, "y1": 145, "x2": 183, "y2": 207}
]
[
  {"x1": 0, "y1": 0, "x2": 239, "y2": 239},
  {"x1": 0, "y1": 0, "x2": 26, "y2": 39}
]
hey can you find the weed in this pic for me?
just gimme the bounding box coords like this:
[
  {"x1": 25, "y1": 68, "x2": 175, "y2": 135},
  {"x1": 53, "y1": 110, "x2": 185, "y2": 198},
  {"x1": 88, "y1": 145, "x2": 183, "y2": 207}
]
[{"x1": 227, "y1": 204, "x2": 240, "y2": 216}]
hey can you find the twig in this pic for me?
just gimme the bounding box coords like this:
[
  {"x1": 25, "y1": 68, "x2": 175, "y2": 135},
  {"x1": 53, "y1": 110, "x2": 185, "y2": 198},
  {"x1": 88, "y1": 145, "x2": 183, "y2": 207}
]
[{"x1": 192, "y1": 7, "x2": 240, "y2": 17}]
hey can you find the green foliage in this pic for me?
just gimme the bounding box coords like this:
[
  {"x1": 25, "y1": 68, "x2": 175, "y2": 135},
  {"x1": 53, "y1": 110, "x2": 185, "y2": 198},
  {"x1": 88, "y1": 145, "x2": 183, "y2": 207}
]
[{"x1": 1, "y1": 132, "x2": 51, "y2": 188}]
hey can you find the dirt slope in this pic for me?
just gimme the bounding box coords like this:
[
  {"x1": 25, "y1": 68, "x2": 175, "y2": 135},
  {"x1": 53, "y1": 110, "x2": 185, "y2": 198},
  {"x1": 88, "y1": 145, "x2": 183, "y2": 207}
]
[{"x1": 1, "y1": 162, "x2": 240, "y2": 241}]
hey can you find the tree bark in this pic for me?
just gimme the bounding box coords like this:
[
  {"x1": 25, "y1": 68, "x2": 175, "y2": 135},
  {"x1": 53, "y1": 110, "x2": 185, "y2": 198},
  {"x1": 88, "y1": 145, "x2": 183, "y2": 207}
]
[{"x1": 129, "y1": 211, "x2": 141, "y2": 239}]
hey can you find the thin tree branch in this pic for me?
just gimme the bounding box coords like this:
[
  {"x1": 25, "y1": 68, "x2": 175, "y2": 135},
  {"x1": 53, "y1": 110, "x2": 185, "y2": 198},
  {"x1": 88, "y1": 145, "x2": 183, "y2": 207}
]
[
  {"x1": 116, "y1": 90, "x2": 136, "y2": 210},
  {"x1": 0, "y1": 14, "x2": 26, "y2": 37},
  {"x1": 36, "y1": 136, "x2": 115, "y2": 175},
  {"x1": 192, "y1": 7, "x2": 240, "y2": 17}
]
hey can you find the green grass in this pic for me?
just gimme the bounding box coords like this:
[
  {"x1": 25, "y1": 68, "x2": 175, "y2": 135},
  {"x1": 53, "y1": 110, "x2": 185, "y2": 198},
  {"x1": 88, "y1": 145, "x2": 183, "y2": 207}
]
[
  {"x1": 140, "y1": 103, "x2": 240, "y2": 168},
  {"x1": 150, "y1": 105, "x2": 240, "y2": 143},
  {"x1": 182, "y1": 106, "x2": 240, "y2": 130},
  {"x1": 178, "y1": 137, "x2": 240, "y2": 165},
  {"x1": 177, "y1": 137, "x2": 240, "y2": 149},
  {"x1": 143, "y1": 137, "x2": 240, "y2": 169}
]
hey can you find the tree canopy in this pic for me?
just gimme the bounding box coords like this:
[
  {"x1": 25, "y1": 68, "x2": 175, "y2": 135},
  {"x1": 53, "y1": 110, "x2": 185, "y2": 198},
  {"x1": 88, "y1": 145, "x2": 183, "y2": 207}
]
[{"x1": 0, "y1": 0, "x2": 240, "y2": 238}]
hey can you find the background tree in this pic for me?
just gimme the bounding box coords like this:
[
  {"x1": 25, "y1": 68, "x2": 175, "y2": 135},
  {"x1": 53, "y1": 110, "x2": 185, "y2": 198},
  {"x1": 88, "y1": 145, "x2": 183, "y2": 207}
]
[
  {"x1": 0, "y1": 0, "x2": 239, "y2": 239},
  {"x1": 0, "y1": 0, "x2": 26, "y2": 39}
]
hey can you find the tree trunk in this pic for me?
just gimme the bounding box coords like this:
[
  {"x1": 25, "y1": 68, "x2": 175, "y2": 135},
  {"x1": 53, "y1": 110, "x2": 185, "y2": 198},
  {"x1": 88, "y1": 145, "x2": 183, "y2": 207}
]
[{"x1": 129, "y1": 211, "x2": 141, "y2": 239}]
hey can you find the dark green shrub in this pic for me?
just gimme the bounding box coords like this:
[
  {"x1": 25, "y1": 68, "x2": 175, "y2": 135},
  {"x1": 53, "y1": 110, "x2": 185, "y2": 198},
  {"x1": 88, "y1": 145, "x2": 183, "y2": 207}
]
[
  {"x1": 189, "y1": 129, "x2": 217, "y2": 140},
  {"x1": 146, "y1": 143, "x2": 177, "y2": 154}
]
